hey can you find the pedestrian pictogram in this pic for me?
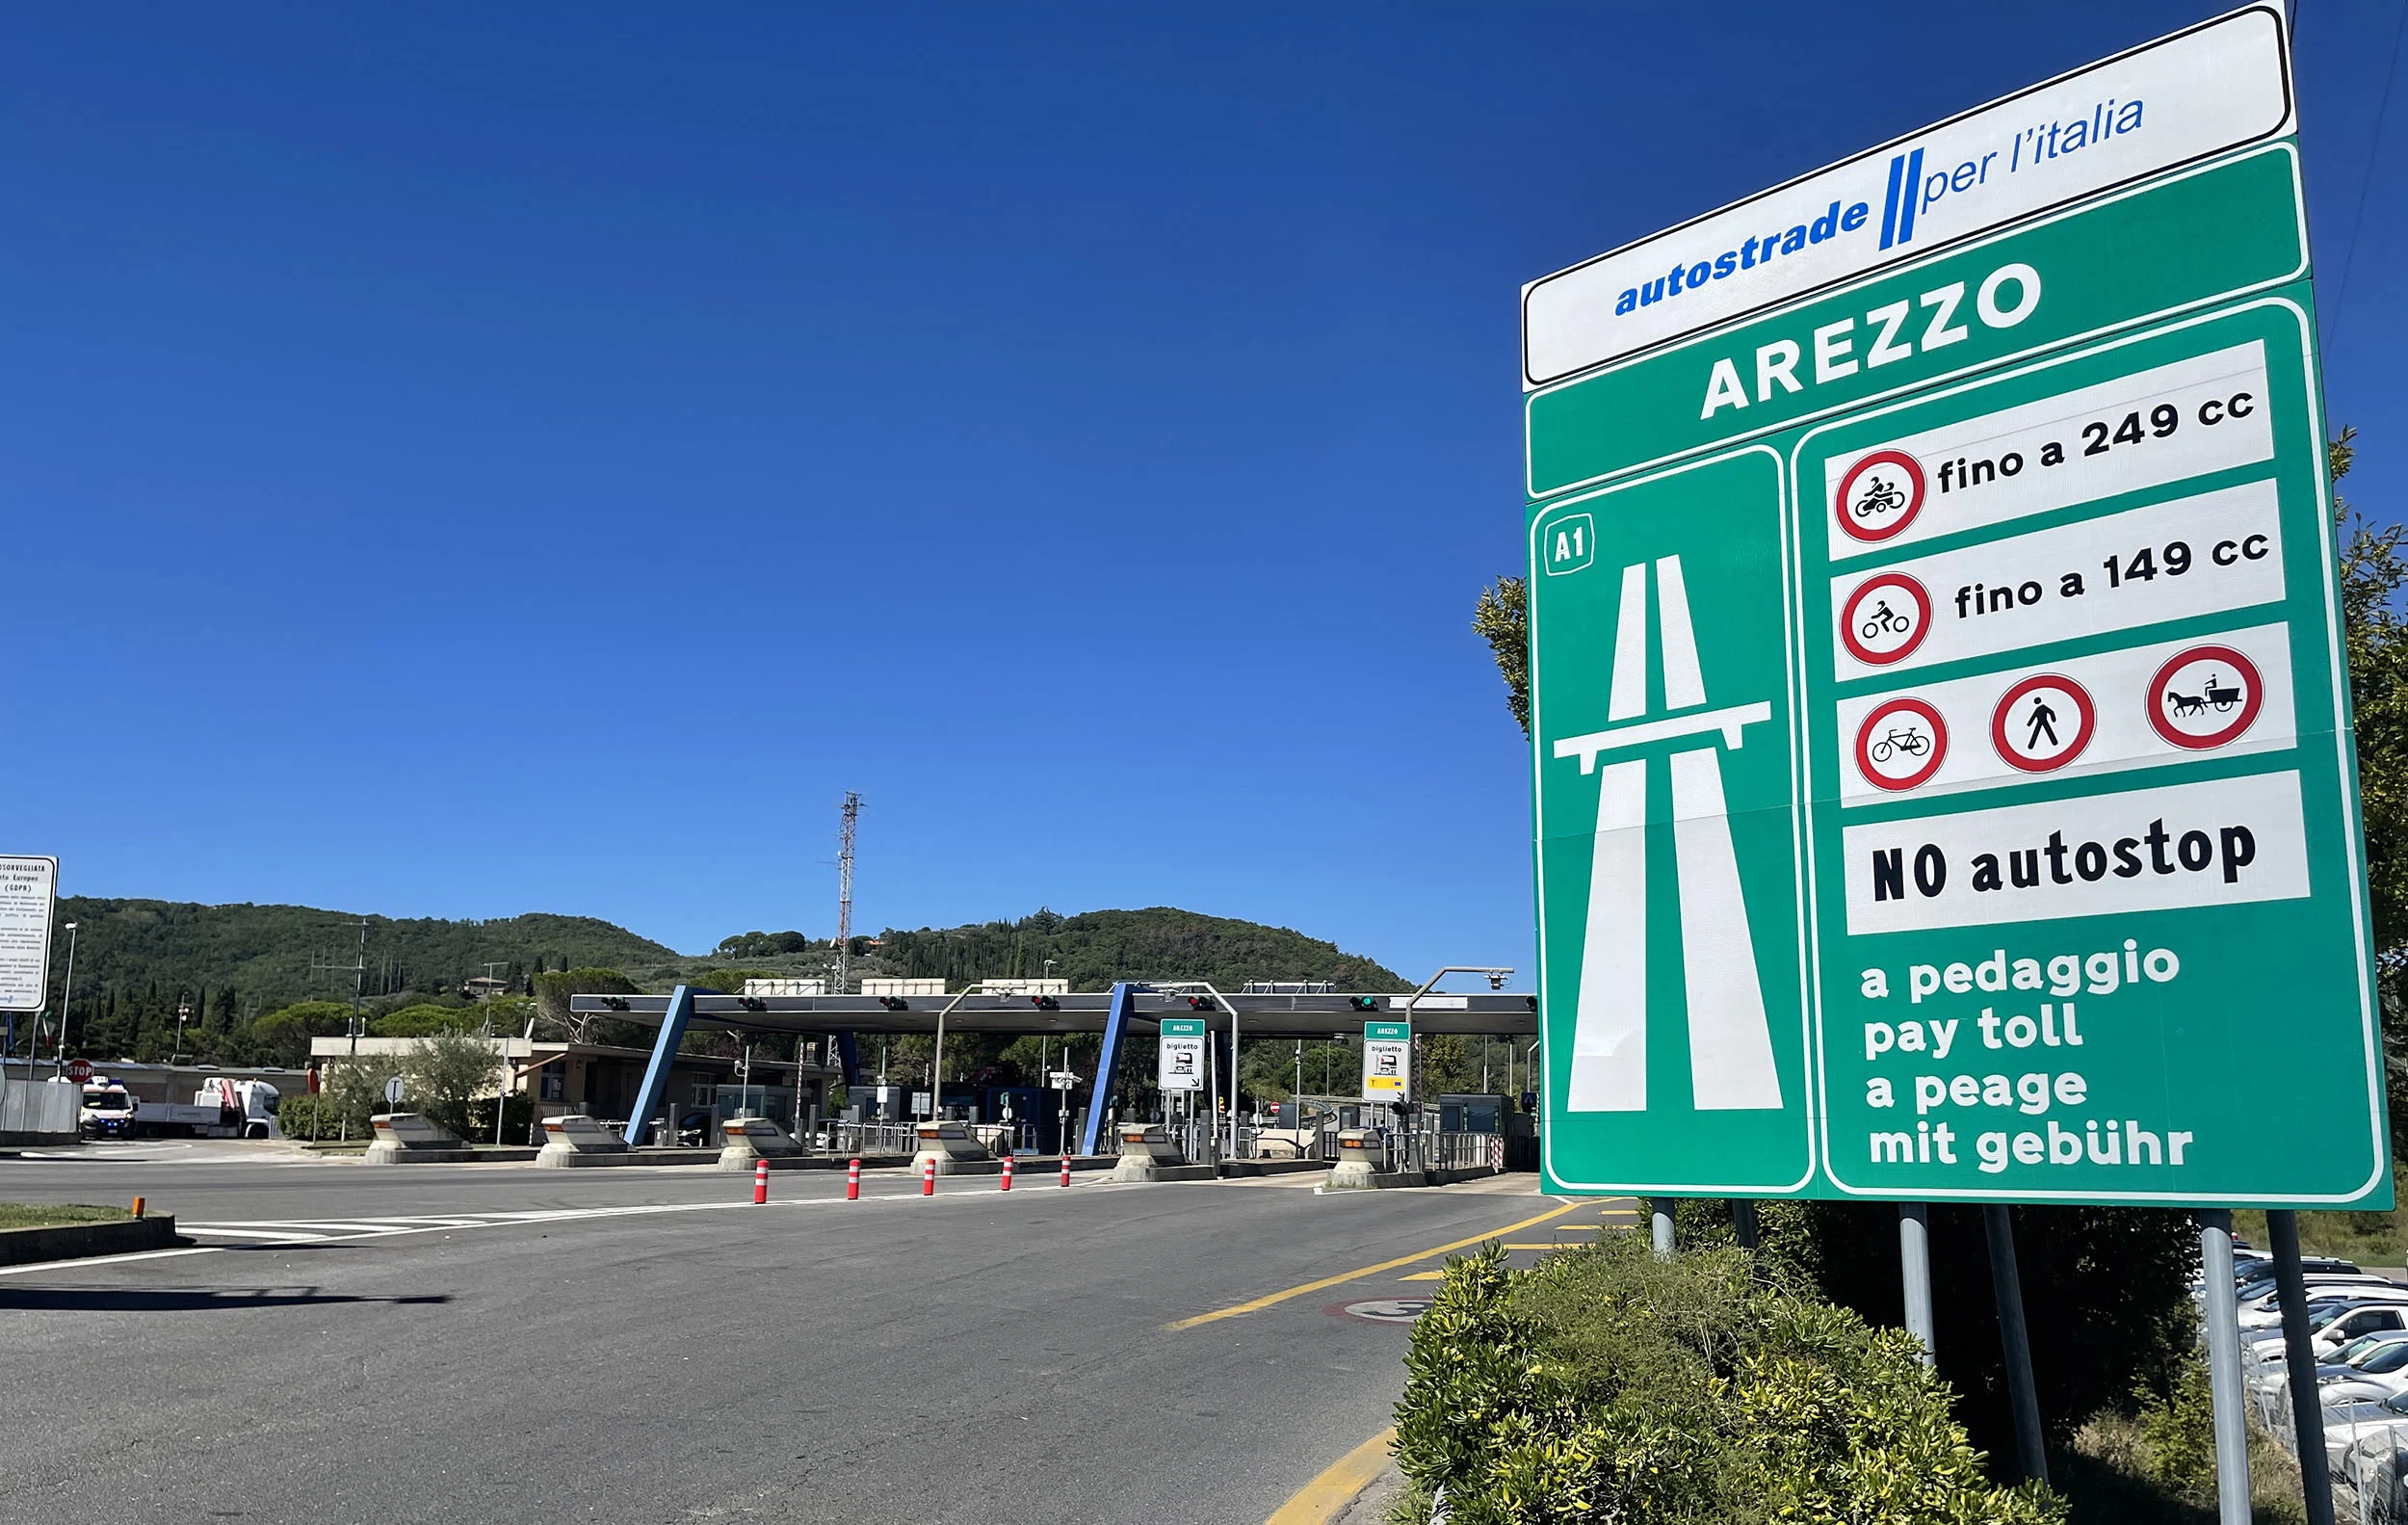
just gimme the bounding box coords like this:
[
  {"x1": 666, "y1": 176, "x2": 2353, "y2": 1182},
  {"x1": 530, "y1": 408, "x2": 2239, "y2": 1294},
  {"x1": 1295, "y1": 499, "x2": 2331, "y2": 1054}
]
[
  {"x1": 1835, "y1": 449, "x2": 1926, "y2": 543},
  {"x1": 1990, "y1": 673, "x2": 2096, "y2": 773},
  {"x1": 1839, "y1": 571, "x2": 1932, "y2": 667},
  {"x1": 1550, "y1": 552, "x2": 1784, "y2": 1116},
  {"x1": 1854, "y1": 697, "x2": 1949, "y2": 792},
  {"x1": 2149, "y1": 645, "x2": 2264, "y2": 750}
]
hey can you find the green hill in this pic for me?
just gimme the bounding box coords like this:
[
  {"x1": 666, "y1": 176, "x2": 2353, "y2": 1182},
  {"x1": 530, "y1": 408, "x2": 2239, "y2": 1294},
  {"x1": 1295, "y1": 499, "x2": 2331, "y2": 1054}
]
[
  {"x1": 866, "y1": 907, "x2": 1407, "y2": 992},
  {"x1": 41, "y1": 898, "x2": 675, "y2": 1027},
  {"x1": 23, "y1": 898, "x2": 1402, "y2": 1068}
]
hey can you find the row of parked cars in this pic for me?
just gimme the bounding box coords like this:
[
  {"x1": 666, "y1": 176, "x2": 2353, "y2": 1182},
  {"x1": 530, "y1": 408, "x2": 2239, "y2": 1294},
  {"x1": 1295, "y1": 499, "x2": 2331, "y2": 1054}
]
[{"x1": 2224, "y1": 1249, "x2": 2408, "y2": 1522}]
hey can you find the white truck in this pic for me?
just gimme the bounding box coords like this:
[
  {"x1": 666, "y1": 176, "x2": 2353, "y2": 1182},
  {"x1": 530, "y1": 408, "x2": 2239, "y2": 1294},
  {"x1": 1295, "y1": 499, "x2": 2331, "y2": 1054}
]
[{"x1": 80, "y1": 1076, "x2": 281, "y2": 1140}]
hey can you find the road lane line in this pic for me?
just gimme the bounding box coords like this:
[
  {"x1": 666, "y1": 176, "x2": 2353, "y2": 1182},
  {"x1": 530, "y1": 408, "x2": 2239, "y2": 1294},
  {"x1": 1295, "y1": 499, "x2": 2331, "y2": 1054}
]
[
  {"x1": 1168, "y1": 1202, "x2": 1578, "y2": 1328},
  {"x1": 1264, "y1": 1427, "x2": 1396, "y2": 1525}
]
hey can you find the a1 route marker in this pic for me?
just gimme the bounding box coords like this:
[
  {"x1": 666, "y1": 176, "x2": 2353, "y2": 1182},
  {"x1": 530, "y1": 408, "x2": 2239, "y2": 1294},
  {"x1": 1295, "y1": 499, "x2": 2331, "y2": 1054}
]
[{"x1": 1527, "y1": 5, "x2": 2386, "y2": 1207}]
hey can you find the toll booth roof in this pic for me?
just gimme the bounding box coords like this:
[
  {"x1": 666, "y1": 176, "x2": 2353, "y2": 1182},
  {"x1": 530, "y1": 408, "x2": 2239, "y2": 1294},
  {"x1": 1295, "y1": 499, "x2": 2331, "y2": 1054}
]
[{"x1": 566, "y1": 989, "x2": 1538, "y2": 1037}]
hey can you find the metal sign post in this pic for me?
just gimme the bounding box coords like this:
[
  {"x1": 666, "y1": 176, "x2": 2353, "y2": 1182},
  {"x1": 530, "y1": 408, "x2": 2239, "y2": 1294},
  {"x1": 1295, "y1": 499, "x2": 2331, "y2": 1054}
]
[{"x1": 1522, "y1": 9, "x2": 2374, "y2": 1510}]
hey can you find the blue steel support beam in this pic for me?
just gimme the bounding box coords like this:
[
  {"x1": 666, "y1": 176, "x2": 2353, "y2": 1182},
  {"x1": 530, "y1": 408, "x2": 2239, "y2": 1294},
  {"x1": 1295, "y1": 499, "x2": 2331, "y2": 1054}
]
[
  {"x1": 623, "y1": 985, "x2": 697, "y2": 1147},
  {"x1": 1079, "y1": 982, "x2": 1137, "y2": 1157},
  {"x1": 835, "y1": 1032, "x2": 861, "y2": 1090}
]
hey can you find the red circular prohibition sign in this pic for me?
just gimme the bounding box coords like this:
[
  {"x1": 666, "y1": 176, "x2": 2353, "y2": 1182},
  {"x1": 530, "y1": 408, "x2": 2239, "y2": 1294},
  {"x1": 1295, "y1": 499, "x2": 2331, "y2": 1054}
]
[
  {"x1": 1855, "y1": 697, "x2": 1950, "y2": 791},
  {"x1": 1834, "y1": 449, "x2": 1928, "y2": 543},
  {"x1": 1838, "y1": 572, "x2": 1932, "y2": 667},
  {"x1": 1991, "y1": 673, "x2": 2096, "y2": 773},
  {"x1": 2147, "y1": 644, "x2": 2264, "y2": 749}
]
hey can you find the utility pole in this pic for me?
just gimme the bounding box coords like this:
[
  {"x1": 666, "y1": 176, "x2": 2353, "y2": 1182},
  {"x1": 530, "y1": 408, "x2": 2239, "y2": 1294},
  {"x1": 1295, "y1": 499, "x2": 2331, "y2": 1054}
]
[{"x1": 832, "y1": 791, "x2": 862, "y2": 995}]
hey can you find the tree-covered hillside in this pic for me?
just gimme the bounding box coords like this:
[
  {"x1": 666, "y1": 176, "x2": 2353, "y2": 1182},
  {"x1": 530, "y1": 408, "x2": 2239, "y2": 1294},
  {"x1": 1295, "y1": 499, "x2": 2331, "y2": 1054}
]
[
  {"x1": 869, "y1": 907, "x2": 1408, "y2": 991},
  {"x1": 39, "y1": 898, "x2": 675, "y2": 1036}
]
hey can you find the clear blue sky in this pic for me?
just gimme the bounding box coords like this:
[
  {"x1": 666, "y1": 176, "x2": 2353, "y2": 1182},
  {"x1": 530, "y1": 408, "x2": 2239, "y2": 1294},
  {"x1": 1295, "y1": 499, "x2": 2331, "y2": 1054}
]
[{"x1": 5, "y1": 3, "x2": 2401, "y2": 980}]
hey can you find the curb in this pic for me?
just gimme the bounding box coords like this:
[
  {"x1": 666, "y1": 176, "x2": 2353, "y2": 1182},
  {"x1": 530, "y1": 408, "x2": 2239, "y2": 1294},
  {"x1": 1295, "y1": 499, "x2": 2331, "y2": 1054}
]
[
  {"x1": 0, "y1": 1215, "x2": 179, "y2": 1268},
  {"x1": 1265, "y1": 1428, "x2": 1397, "y2": 1525}
]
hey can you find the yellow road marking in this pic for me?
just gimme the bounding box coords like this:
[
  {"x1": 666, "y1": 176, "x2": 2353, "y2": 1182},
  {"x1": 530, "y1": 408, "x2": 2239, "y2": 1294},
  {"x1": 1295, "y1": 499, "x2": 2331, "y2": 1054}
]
[
  {"x1": 1398, "y1": 1271, "x2": 1444, "y2": 1281},
  {"x1": 1169, "y1": 1202, "x2": 1579, "y2": 1328},
  {"x1": 1264, "y1": 1427, "x2": 1396, "y2": 1525}
]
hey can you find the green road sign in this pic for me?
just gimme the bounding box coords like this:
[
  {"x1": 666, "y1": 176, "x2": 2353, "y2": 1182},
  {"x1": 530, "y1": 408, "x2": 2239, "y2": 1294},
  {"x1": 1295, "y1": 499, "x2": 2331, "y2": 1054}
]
[{"x1": 1527, "y1": 5, "x2": 2385, "y2": 1207}]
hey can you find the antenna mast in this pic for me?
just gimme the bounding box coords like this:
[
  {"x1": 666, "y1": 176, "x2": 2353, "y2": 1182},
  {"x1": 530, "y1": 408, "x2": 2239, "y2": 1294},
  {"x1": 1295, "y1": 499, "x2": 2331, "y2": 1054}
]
[{"x1": 833, "y1": 791, "x2": 862, "y2": 994}]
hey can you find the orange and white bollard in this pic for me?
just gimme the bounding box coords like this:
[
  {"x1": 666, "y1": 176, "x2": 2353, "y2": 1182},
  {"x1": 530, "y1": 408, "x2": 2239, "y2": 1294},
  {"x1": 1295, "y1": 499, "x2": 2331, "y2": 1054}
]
[
  {"x1": 753, "y1": 1158, "x2": 770, "y2": 1205},
  {"x1": 922, "y1": 1156, "x2": 936, "y2": 1196},
  {"x1": 1059, "y1": 1154, "x2": 1072, "y2": 1188},
  {"x1": 1000, "y1": 1155, "x2": 1013, "y2": 1192},
  {"x1": 846, "y1": 1157, "x2": 861, "y2": 1200}
]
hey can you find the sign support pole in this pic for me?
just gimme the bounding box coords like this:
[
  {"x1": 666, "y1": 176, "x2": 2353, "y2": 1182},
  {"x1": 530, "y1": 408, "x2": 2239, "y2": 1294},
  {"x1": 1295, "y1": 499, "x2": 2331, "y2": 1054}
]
[
  {"x1": 1982, "y1": 1205, "x2": 2048, "y2": 1486},
  {"x1": 2270, "y1": 1211, "x2": 2338, "y2": 1525},
  {"x1": 1899, "y1": 1203, "x2": 1935, "y2": 1368},
  {"x1": 1649, "y1": 1198, "x2": 1674, "y2": 1260},
  {"x1": 2197, "y1": 1209, "x2": 2252, "y2": 1525},
  {"x1": 1730, "y1": 1199, "x2": 1758, "y2": 1249}
]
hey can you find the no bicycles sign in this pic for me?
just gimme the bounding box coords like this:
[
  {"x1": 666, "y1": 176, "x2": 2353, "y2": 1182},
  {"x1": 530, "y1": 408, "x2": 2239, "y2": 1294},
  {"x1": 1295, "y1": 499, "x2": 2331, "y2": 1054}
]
[{"x1": 1522, "y1": 6, "x2": 2387, "y2": 1206}]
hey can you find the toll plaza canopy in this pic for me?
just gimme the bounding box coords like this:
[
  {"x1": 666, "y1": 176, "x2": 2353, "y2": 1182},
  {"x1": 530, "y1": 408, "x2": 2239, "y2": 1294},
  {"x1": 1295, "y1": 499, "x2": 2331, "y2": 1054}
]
[{"x1": 571, "y1": 984, "x2": 1538, "y2": 1154}]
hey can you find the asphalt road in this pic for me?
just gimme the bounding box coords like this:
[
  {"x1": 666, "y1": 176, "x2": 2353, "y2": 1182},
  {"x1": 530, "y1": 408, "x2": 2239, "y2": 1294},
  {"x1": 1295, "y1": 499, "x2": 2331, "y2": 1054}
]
[{"x1": 0, "y1": 1147, "x2": 1598, "y2": 1524}]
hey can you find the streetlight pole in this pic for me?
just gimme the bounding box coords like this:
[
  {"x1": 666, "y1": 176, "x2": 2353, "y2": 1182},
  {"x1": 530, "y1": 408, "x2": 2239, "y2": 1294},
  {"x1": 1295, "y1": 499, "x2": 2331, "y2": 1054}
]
[{"x1": 53, "y1": 923, "x2": 78, "y2": 1078}]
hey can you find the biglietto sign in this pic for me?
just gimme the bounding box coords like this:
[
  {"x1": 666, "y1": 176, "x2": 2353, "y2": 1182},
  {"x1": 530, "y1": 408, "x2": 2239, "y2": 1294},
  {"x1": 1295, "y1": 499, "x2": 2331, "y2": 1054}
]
[{"x1": 1526, "y1": 5, "x2": 2386, "y2": 1207}]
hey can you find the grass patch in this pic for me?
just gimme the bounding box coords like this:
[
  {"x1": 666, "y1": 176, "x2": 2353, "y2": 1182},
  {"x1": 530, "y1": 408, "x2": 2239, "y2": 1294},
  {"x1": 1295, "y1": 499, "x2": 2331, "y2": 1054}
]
[
  {"x1": 2065, "y1": 1401, "x2": 2305, "y2": 1524},
  {"x1": 2234, "y1": 1202, "x2": 2405, "y2": 1265},
  {"x1": 0, "y1": 1202, "x2": 134, "y2": 1230}
]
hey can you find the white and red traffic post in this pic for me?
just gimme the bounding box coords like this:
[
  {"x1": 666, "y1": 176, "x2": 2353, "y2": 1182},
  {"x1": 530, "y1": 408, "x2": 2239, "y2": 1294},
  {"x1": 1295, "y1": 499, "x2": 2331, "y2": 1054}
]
[
  {"x1": 1000, "y1": 1155, "x2": 1013, "y2": 1192},
  {"x1": 752, "y1": 1158, "x2": 769, "y2": 1205},
  {"x1": 921, "y1": 1157, "x2": 935, "y2": 1196},
  {"x1": 846, "y1": 1156, "x2": 861, "y2": 1200}
]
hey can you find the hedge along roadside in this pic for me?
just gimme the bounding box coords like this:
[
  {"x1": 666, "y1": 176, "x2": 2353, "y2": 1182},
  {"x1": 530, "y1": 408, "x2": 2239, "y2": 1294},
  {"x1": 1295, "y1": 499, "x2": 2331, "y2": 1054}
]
[{"x1": 1390, "y1": 1234, "x2": 2060, "y2": 1524}]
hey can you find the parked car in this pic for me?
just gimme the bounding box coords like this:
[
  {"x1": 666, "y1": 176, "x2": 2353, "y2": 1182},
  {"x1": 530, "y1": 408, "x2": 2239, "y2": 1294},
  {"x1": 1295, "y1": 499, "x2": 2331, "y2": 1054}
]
[
  {"x1": 2257, "y1": 1332, "x2": 2408, "y2": 1427},
  {"x1": 2336, "y1": 1391, "x2": 2408, "y2": 1525},
  {"x1": 2323, "y1": 1341, "x2": 2408, "y2": 1408},
  {"x1": 2240, "y1": 1278, "x2": 2403, "y2": 1328}
]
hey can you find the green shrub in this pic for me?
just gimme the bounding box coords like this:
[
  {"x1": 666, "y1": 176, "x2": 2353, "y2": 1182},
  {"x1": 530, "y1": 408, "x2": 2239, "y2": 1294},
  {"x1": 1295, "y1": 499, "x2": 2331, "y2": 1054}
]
[{"x1": 1393, "y1": 1235, "x2": 2060, "y2": 1524}]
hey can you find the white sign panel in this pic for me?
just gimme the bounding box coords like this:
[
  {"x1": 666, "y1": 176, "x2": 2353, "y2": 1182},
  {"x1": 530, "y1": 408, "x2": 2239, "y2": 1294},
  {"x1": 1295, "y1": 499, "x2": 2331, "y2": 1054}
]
[
  {"x1": 1158, "y1": 1022, "x2": 1206, "y2": 1092},
  {"x1": 0, "y1": 856, "x2": 59, "y2": 1012},
  {"x1": 1361, "y1": 1021, "x2": 1411, "y2": 1103},
  {"x1": 1522, "y1": 6, "x2": 2291, "y2": 387},
  {"x1": 1841, "y1": 770, "x2": 2310, "y2": 933}
]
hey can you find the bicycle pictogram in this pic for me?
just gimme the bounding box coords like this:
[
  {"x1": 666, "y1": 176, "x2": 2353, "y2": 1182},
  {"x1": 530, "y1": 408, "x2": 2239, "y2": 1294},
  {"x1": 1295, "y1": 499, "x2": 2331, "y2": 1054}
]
[
  {"x1": 1867, "y1": 727, "x2": 1928, "y2": 764},
  {"x1": 1853, "y1": 697, "x2": 1948, "y2": 792}
]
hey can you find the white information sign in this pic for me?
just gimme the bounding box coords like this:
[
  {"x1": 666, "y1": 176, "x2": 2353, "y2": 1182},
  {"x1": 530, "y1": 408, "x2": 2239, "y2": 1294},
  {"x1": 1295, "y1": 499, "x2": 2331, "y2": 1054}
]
[
  {"x1": 1158, "y1": 1017, "x2": 1206, "y2": 1092},
  {"x1": 0, "y1": 856, "x2": 59, "y2": 1012},
  {"x1": 1522, "y1": 8, "x2": 2290, "y2": 386},
  {"x1": 1361, "y1": 1021, "x2": 1411, "y2": 1103}
]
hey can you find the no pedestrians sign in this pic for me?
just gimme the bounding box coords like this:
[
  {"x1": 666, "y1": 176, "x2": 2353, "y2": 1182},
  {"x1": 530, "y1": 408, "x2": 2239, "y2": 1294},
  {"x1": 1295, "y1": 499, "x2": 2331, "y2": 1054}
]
[{"x1": 1525, "y1": 5, "x2": 2385, "y2": 1207}]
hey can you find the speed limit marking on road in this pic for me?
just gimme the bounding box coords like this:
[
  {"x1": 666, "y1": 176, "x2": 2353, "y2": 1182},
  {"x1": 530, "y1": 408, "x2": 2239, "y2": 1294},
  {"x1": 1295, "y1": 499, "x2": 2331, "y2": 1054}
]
[
  {"x1": 1834, "y1": 449, "x2": 1925, "y2": 544},
  {"x1": 1990, "y1": 672, "x2": 2097, "y2": 773},
  {"x1": 2149, "y1": 644, "x2": 2264, "y2": 750},
  {"x1": 1853, "y1": 697, "x2": 1948, "y2": 792},
  {"x1": 1838, "y1": 571, "x2": 1932, "y2": 667}
]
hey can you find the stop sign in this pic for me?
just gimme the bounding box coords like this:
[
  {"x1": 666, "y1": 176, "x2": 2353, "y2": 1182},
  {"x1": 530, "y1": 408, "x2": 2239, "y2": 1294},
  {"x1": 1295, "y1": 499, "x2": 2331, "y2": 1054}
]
[{"x1": 65, "y1": 1058, "x2": 92, "y2": 1084}]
